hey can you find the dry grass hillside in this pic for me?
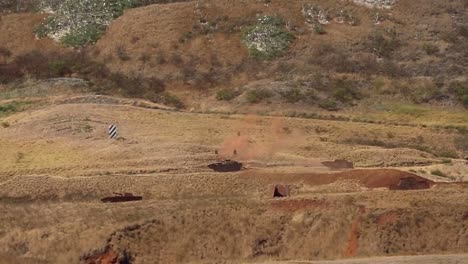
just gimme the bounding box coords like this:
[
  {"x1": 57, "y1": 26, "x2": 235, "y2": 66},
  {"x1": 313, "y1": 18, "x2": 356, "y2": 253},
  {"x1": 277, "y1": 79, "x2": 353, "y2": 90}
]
[{"x1": 0, "y1": 0, "x2": 467, "y2": 264}]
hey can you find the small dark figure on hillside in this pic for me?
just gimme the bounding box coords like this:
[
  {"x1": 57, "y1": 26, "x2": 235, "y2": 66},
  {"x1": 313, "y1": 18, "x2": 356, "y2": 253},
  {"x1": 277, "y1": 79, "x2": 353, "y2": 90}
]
[
  {"x1": 237, "y1": 131, "x2": 241, "y2": 136},
  {"x1": 233, "y1": 149, "x2": 237, "y2": 156},
  {"x1": 215, "y1": 150, "x2": 218, "y2": 155}
]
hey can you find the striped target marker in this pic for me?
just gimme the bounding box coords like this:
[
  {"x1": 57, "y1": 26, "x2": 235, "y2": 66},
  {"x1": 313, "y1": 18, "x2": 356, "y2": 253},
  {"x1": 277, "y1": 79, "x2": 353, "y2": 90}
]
[{"x1": 108, "y1": 124, "x2": 118, "y2": 139}]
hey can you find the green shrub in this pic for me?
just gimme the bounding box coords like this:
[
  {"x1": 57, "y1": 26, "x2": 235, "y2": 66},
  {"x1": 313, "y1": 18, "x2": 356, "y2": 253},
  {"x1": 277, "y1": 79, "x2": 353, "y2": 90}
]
[
  {"x1": 279, "y1": 88, "x2": 303, "y2": 103},
  {"x1": 242, "y1": 15, "x2": 295, "y2": 59},
  {"x1": 37, "y1": 0, "x2": 134, "y2": 47},
  {"x1": 0, "y1": 101, "x2": 31, "y2": 116},
  {"x1": 454, "y1": 134, "x2": 468, "y2": 153},
  {"x1": 437, "y1": 151, "x2": 459, "y2": 159},
  {"x1": 318, "y1": 99, "x2": 339, "y2": 111},
  {"x1": 332, "y1": 78, "x2": 361, "y2": 103},
  {"x1": 160, "y1": 92, "x2": 184, "y2": 109},
  {"x1": 462, "y1": 95, "x2": 468, "y2": 108},
  {"x1": 431, "y1": 169, "x2": 446, "y2": 177},
  {"x1": 366, "y1": 29, "x2": 400, "y2": 58},
  {"x1": 313, "y1": 24, "x2": 326, "y2": 35},
  {"x1": 422, "y1": 43, "x2": 439, "y2": 55},
  {"x1": 60, "y1": 25, "x2": 107, "y2": 47},
  {"x1": 448, "y1": 81, "x2": 468, "y2": 108},
  {"x1": 216, "y1": 89, "x2": 240, "y2": 101},
  {"x1": 246, "y1": 89, "x2": 273, "y2": 103}
]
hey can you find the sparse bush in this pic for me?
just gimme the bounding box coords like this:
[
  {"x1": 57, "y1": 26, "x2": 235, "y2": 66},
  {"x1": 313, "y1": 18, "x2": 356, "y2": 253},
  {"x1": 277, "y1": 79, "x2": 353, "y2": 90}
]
[
  {"x1": 216, "y1": 89, "x2": 240, "y2": 101},
  {"x1": 422, "y1": 43, "x2": 439, "y2": 55},
  {"x1": 138, "y1": 53, "x2": 151, "y2": 63},
  {"x1": 160, "y1": 92, "x2": 184, "y2": 109},
  {"x1": 48, "y1": 60, "x2": 72, "y2": 76},
  {"x1": 366, "y1": 29, "x2": 400, "y2": 58},
  {"x1": 336, "y1": 9, "x2": 360, "y2": 26},
  {"x1": 318, "y1": 99, "x2": 339, "y2": 111},
  {"x1": 1, "y1": 121, "x2": 10, "y2": 128},
  {"x1": 246, "y1": 88, "x2": 272, "y2": 103},
  {"x1": 279, "y1": 88, "x2": 303, "y2": 103},
  {"x1": 437, "y1": 151, "x2": 459, "y2": 159},
  {"x1": 313, "y1": 24, "x2": 326, "y2": 35},
  {"x1": 430, "y1": 169, "x2": 446, "y2": 177},
  {"x1": 0, "y1": 0, "x2": 38, "y2": 13},
  {"x1": 0, "y1": 47, "x2": 12, "y2": 58},
  {"x1": 448, "y1": 81, "x2": 468, "y2": 108},
  {"x1": 116, "y1": 46, "x2": 131, "y2": 61},
  {"x1": 242, "y1": 15, "x2": 295, "y2": 59},
  {"x1": 454, "y1": 134, "x2": 468, "y2": 153},
  {"x1": 0, "y1": 102, "x2": 18, "y2": 115},
  {"x1": 302, "y1": 4, "x2": 330, "y2": 26},
  {"x1": 332, "y1": 78, "x2": 361, "y2": 104},
  {"x1": 441, "y1": 159, "x2": 452, "y2": 164}
]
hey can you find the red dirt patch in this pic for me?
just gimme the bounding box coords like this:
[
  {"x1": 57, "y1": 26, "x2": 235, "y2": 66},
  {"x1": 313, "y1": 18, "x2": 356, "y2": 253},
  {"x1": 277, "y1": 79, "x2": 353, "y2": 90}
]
[
  {"x1": 344, "y1": 217, "x2": 360, "y2": 257},
  {"x1": 244, "y1": 169, "x2": 434, "y2": 190},
  {"x1": 271, "y1": 199, "x2": 329, "y2": 213}
]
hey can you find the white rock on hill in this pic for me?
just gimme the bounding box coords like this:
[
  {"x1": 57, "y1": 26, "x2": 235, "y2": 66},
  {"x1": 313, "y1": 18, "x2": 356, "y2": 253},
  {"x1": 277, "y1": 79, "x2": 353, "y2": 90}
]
[{"x1": 353, "y1": 0, "x2": 396, "y2": 8}]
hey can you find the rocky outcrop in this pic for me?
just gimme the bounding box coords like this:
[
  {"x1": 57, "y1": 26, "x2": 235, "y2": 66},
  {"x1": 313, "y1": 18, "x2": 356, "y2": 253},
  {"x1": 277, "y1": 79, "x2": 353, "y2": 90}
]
[{"x1": 353, "y1": 0, "x2": 396, "y2": 8}]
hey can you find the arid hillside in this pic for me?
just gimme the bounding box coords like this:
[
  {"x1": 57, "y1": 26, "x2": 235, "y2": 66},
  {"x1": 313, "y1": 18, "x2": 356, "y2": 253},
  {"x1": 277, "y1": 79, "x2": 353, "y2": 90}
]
[
  {"x1": 0, "y1": 1, "x2": 467, "y2": 264},
  {"x1": 0, "y1": 0, "x2": 467, "y2": 111}
]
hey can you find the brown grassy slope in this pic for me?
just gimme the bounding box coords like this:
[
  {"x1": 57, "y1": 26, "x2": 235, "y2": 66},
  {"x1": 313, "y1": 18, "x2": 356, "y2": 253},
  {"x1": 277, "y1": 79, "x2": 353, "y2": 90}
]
[
  {"x1": 92, "y1": 0, "x2": 466, "y2": 80},
  {"x1": 0, "y1": 0, "x2": 466, "y2": 111},
  {"x1": 0, "y1": 13, "x2": 65, "y2": 58}
]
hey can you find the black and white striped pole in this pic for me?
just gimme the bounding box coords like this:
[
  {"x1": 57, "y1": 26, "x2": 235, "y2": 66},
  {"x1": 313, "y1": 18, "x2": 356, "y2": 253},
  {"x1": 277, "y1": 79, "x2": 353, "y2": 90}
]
[{"x1": 108, "y1": 124, "x2": 118, "y2": 139}]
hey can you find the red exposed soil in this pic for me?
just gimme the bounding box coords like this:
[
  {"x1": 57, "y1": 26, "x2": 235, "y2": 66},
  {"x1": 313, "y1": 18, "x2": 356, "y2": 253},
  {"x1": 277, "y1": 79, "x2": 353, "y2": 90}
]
[
  {"x1": 271, "y1": 199, "x2": 329, "y2": 213},
  {"x1": 343, "y1": 206, "x2": 366, "y2": 257},
  {"x1": 344, "y1": 217, "x2": 360, "y2": 257},
  {"x1": 244, "y1": 169, "x2": 434, "y2": 190}
]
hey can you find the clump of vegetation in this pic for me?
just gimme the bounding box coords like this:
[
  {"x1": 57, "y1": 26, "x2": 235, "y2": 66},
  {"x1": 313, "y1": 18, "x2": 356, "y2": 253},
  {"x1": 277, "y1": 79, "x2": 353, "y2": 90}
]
[
  {"x1": 159, "y1": 92, "x2": 184, "y2": 109},
  {"x1": 36, "y1": 0, "x2": 134, "y2": 47},
  {"x1": 279, "y1": 88, "x2": 303, "y2": 103},
  {"x1": 0, "y1": 101, "x2": 31, "y2": 116},
  {"x1": 1, "y1": 121, "x2": 10, "y2": 128},
  {"x1": 366, "y1": 29, "x2": 400, "y2": 58},
  {"x1": 313, "y1": 24, "x2": 326, "y2": 35},
  {"x1": 246, "y1": 88, "x2": 273, "y2": 103},
  {"x1": 431, "y1": 169, "x2": 448, "y2": 177},
  {"x1": 422, "y1": 43, "x2": 439, "y2": 55},
  {"x1": 302, "y1": 4, "x2": 330, "y2": 26},
  {"x1": 318, "y1": 99, "x2": 339, "y2": 111},
  {"x1": 449, "y1": 81, "x2": 468, "y2": 108},
  {"x1": 454, "y1": 133, "x2": 468, "y2": 153},
  {"x1": 242, "y1": 15, "x2": 295, "y2": 59},
  {"x1": 216, "y1": 89, "x2": 241, "y2": 101},
  {"x1": 335, "y1": 9, "x2": 360, "y2": 26}
]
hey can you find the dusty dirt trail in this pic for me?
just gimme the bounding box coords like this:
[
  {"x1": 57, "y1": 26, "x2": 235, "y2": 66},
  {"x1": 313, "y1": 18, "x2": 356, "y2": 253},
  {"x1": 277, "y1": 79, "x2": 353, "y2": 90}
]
[{"x1": 261, "y1": 254, "x2": 468, "y2": 264}]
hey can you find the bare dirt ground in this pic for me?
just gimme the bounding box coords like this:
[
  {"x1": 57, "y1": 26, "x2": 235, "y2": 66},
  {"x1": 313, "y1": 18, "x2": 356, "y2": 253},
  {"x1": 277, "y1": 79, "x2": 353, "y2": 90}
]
[
  {"x1": 263, "y1": 254, "x2": 468, "y2": 264},
  {"x1": 0, "y1": 96, "x2": 467, "y2": 264}
]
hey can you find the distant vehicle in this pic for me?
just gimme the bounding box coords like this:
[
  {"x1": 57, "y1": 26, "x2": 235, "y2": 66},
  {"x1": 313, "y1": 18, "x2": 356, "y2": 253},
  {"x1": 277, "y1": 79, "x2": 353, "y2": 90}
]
[
  {"x1": 101, "y1": 192, "x2": 143, "y2": 203},
  {"x1": 208, "y1": 160, "x2": 243, "y2": 172}
]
